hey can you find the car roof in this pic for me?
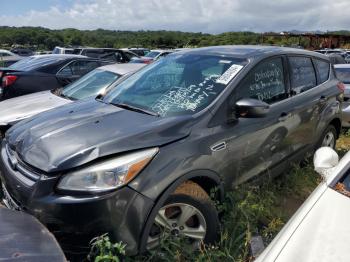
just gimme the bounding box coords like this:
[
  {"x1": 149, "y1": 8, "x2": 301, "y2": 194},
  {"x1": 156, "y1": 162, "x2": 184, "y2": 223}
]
[
  {"x1": 81, "y1": 48, "x2": 120, "y2": 51},
  {"x1": 98, "y1": 63, "x2": 146, "y2": 75},
  {"x1": 334, "y1": 64, "x2": 350, "y2": 69},
  {"x1": 0, "y1": 49, "x2": 13, "y2": 53},
  {"x1": 33, "y1": 54, "x2": 87, "y2": 59},
  {"x1": 174, "y1": 45, "x2": 328, "y2": 60},
  {"x1": 150, "y1": 49, "x2": 174, "y2": 53}
]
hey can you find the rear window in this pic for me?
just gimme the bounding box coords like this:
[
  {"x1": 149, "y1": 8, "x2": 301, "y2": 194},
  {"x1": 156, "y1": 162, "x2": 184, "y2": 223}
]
[
  {"x1": 314, "y1": 59, "x2": 330, "y2": 83},
  {"x1": 289, "y1": 56, "x2": 317, "y2": 94},
  {"x1": 9, "y1": 56, "x2": 63, "y2": 71},
  {"x1": 335, "y1": 67, "x2": 350, "y2": 84}
]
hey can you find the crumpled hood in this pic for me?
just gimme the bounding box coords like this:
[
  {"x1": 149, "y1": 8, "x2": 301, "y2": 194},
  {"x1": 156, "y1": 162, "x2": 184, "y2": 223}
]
[
  {"x1": 0, "y1": 91, "x2": 70, "y2": 125},
  {"x1": 6, "y1": 99, "x2": 193, "y2": 173}
]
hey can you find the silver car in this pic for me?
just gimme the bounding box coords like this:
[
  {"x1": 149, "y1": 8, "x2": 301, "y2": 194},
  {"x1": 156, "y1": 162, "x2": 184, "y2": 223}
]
[
  {"x1": 256, "y1": 147, "x2": 350, "y2": 262},
  {"x1": 0, "y1": 63, "x2": 145, "y2": 135},
  {"x1": 0, "y1": 49, "x2": 22, "y2": 67},
  {"x1": 334, "y1": 64, "x2": 350, "y2": 127}
]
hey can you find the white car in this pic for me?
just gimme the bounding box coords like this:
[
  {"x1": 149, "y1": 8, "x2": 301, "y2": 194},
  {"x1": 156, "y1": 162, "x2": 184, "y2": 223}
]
[
  {"x1": 0, "y1": 63, "x2": 145, "y2": 135},
  {"x1": 256, "y1": 147, "x2": 350, "y2": 262}
]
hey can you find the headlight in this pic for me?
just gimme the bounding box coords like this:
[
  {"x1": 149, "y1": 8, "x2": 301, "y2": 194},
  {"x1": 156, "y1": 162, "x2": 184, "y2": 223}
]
[{"x1": 57, "y1": 148, "x2": 158, "y2": 192}]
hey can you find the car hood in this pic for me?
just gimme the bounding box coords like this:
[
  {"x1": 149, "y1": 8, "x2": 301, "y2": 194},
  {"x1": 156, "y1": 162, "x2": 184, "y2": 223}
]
[
  {"x1": 6, "y1": 99, "x2": 193, "y2": 173},
  {"x1": 257, "y1": 186, "x2": 350, "y2": 262},
  {"x1": 0, "y1": 91, "x2": 70, "y2": 126}
]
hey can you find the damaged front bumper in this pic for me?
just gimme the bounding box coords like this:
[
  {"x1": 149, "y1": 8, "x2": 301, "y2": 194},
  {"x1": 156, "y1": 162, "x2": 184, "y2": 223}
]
[{"x1": 0, "y1": 140, "x2": 154, "y2": 255}]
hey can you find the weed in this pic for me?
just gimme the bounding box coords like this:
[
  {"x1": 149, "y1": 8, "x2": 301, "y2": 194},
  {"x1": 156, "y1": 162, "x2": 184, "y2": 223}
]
[{"x1": 88, "y1": 233, "x2": 126, "y2": 262}]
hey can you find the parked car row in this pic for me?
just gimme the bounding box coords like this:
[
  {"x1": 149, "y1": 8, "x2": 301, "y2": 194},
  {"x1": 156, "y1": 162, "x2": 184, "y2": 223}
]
[
  {"x1": 0, "y1": 46, "x2": 345, "y2": 257},
  {"x1": 315, "y1": 48, "x2": 350, "y2": 64},
  {"x1": 0, "y1": 63, "x2": 145, "y2": 135}
]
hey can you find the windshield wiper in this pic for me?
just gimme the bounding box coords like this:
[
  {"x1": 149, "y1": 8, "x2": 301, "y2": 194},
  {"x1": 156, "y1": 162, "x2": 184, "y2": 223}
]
[{"x1": 111, "y1": 102, "x2": 159, "y2": 117}]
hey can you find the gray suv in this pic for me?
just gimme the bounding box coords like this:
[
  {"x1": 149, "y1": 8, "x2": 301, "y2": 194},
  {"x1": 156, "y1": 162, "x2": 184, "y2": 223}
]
[{"x1": 0, "y1": 46, "x2": 343, "y2": 255}]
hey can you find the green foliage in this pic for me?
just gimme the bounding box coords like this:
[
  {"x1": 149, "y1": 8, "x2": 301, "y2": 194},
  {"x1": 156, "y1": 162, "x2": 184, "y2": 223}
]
[
  {"x1": 88, "y1": 233, "x2": 126, "y2": 262},
  {"x1": 3, "y1": 26, "x2": 348, "y2": 51}
]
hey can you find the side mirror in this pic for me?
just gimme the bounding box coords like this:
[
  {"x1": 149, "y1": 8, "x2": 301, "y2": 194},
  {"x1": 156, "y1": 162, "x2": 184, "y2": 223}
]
[
  {"x1": 235, "y1": 98, "x2": 270, "y2": 118},
  {"x1": 314, "y1": 147, "x2": 339, "y2": 176}
]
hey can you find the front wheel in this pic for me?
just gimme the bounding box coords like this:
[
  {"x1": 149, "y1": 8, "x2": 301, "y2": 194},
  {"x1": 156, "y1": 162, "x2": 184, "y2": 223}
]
[{"x1": 146, "y1": 181, "x2": 219, "y2": 250}]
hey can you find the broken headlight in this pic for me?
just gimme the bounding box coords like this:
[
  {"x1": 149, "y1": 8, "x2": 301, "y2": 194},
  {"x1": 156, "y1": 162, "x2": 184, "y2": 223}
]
[{"x1": 57, "y1": 148, "x2": 158, "y2": 192}]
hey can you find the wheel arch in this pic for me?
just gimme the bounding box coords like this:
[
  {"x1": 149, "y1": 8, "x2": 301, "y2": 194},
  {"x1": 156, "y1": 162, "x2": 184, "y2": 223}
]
[
  {"x1": 138, "y1": 169, "x2": 224, "y2": 253},
  {"x1": 329, "y1": 117, "x2": 341, "y2": 138}
]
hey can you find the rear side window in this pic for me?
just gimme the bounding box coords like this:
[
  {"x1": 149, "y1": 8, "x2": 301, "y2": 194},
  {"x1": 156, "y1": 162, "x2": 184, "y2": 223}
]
[
  {"x1": 314, "y1": 59, "x2": 330, "y2": 83},
  {"x1": 289, "y1": 56, "x2": 317, "y2": 94},
  {"x1": 58, "y1": 60, "x2": 100, "y2": 77},
  {"x1": 236, "y1": 57, "x2": 286, "y2": 104},
  {"x1": 85, "y1": 50, "x2": 103, "y2": 58}
]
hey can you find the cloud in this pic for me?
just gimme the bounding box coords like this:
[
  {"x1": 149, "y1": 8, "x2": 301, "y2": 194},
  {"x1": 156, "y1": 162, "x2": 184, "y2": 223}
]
[{"x1": 0, "y1": 0, "x2": 349, "y2": 33}]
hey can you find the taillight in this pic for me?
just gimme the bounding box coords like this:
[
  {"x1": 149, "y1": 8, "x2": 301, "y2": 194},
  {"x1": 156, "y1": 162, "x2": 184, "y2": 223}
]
[
  {"x1": 337, "y1": 82, "x2": 345, "y2": 92},
  {"x1": 2, "y1": 75, "x2": 17, "y2": 87}
]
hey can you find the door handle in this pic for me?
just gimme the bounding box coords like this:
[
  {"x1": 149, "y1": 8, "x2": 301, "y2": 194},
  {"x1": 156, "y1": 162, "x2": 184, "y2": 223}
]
[
  {"x1": 278, "y1": 112, "x2": 291, "y2": 122},
  {"x1": 319, "y1": 96, "x2": 327, "y2": 103}
]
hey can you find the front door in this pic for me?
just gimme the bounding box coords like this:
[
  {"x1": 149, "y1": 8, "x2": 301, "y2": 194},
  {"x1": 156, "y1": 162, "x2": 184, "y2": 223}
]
[{"x1": 211, "y1": 56, "x2": 298, "y2": 187}]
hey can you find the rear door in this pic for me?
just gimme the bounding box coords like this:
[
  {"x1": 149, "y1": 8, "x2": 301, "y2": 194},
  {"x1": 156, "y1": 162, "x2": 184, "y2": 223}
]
[{"x1": 285, "y1": 55, "x2": 324, "y2": 152}]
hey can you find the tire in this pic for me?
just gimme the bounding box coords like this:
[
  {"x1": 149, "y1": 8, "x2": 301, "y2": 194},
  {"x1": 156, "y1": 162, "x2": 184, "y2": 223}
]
[
  {"x1": 146, "y1": 181, "x2": 219, "y2": 250},
  {"x1": 317, "y1": 125, "x2": 337, "y2": 149}
]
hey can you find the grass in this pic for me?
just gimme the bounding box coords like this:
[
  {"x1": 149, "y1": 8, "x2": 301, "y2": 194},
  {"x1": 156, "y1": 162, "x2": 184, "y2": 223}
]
[{"x1": 88, "y1": 132, "x2": 350, "y2": 262}]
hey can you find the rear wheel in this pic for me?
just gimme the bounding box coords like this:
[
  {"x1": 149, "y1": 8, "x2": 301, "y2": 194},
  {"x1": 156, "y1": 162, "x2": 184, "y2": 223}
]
[
  {"x1": 319, "y1": 125, "x2": 337, "y2": 149},
  {"x1": 146, "y1": 181, "x2": 219, "y2": 250}
]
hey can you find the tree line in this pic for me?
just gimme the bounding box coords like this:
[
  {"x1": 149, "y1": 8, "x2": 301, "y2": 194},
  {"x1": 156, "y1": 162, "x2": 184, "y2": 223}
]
[{"x1": 0, "y1": 26, "x2": 349, "y2": 51}]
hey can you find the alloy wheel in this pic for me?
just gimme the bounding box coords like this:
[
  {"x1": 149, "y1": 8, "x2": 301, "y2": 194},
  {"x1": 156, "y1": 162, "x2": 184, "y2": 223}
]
[
  {"x1": 146, "y1": 202, "x2": 207, "y2": 250},
  {"x1": 321, "y1": 131, "x2": 335, "y2": 148}
]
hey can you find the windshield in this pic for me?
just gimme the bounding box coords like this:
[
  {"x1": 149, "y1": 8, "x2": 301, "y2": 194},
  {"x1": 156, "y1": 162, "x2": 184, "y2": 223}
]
[
  {"x1": 335, "y1": 68, "x2": 350, "y2": 84},
  {"x1": 103, "y1": 53, "x2": 247, "y2": 117},
  {"x1": 9, "y1": 56, "x2": 62, "y2": 71},
  {"x1": 145, "y1": 51, "x2": 160, "y2": 58},
  {"x1": 61, "y1": 69, "x2": 120, "y2": 100}
]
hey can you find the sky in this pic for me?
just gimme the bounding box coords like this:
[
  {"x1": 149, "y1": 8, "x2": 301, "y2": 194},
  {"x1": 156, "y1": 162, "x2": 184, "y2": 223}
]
[{"x1": 0, "y1": 0, "x2": 349, "y2": 34}]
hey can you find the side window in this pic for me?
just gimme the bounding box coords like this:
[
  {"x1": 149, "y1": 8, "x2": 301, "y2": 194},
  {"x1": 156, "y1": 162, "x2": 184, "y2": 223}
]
[
  {"x1": 85, "y1": 50, "x2": 102, "y2": 58},
  {"x1": 159, "y1": 52, "x2": 170, "y2": 57},
  {"x1": 314, "y1": 59, "x2": 330, "y2": 83},
  {"x1": 58, "y1": 60, "x2": 99, "y2": 77},
  {"x1": 71, "y1": 60, "x2": 100, "y2": 75},
  {"x1": 124, "y1": 52, "x2": 135, "y2": 60},
  {"x1": 236, "y1": 57, "x2": 286, "y2": 104},
  {"x1": 57, "y1": 63, "x2": 73, "y2": 77},
  {"x1": 114, "y1": 52, "x2": 124, "y2": 62},
  {"x1": 289, "y1": 56, "x2": 317, "y2": 94},
  {"x1": 0, "y1": 52, "x2": 10, "y2": 57}
]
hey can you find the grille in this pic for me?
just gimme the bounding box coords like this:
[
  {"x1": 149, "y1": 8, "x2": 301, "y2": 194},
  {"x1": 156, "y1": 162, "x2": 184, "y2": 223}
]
[{"x1": 5, "y1": 144, "x2": 41, "y2": 183}]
